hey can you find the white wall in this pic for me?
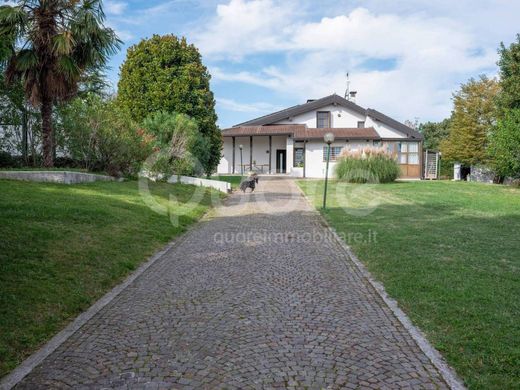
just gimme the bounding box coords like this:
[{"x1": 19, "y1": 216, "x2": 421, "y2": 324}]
[
  {"x1": 217, "y1": 137, "x2": 232, "y2": 173},
  {"x1": 274, "y1": 105, "x2": 366, "y2": 128},
  {"x1": 303, "y1": 141, "x2": 342, "y2": 178},
  {"x1": 365, "y1": 117, "x2": 405, "y2": 138}
]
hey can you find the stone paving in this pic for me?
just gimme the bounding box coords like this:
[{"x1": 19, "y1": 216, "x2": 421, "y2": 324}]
[{"x1": 16, "y1": 177, "x2": 449, "y2": 389}]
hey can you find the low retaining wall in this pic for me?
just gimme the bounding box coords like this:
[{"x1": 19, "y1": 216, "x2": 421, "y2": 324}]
[
  {"x1": 0, "y1": 171, "x2": 116, "y2": 184},
  {"x1": 168, "y1": 175, "x2": 231, "y2": 193}
]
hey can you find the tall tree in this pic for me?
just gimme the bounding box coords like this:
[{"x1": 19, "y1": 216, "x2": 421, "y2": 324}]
[
  {"x1": 0, "y1": 0, "x2": 120, "y2": 167},
  {"x1": 117, "y1": 35, "x2": 221, "y2": 175},
  {"x1": 419, "y1": 118, "x2": 451, "y2": 150},
  {"x1": 440, "y1": 76, "x2": 500, "y2": 165},
  {"x1": 488, "y1": 109, "x2": 520, "y2": 179},
  {"x1": 497, "y1": 34, "x2": 520, "y2": 112}
]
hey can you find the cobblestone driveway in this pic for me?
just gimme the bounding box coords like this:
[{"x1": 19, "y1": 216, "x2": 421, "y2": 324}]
[{"x1": 16, "y1": 177, "x2": 449, "y2": 389}]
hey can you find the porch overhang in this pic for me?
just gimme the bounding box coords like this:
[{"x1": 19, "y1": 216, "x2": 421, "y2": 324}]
[{"x1": 221, "y1": 125, "x2": 381, "y2": 141}]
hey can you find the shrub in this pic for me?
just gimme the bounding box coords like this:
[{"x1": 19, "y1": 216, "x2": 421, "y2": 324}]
[
  {"x1": 141, "y1": 112, "x2": 208, "y2": 177},
  {"x1": 58, "y1": 94, "x2": 153, "y2": 177},
  {"x1": 335, "y1": 148, "x2": 400, "y2": 183},
  {"x1": 0, "y1": 151, "x2": 19, "y2": 168}
]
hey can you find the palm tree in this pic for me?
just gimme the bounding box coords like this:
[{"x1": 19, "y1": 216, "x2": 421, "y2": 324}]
[{"x1": 0, "y1": 0, "x2": 120, "y2": 167}]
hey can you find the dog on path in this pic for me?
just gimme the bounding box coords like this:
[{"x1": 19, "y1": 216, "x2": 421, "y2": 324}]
[{"x1": 240, "y1": 173, "x2": 259, "y2": 192}]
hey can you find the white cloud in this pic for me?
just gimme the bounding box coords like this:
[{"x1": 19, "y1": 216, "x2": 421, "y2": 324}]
[
  {"x1": 105, "y1": 1, "x2": 128, "y2": 15},
  {"x1": 194, "y1": 0, "x2": 298, "y2": 60},
  {"x1": 217, "y1": 98, "x2": 281, "y2": 113},
  {"x1": 195, "y1": 1, "x2": 507, "y2": 122}
]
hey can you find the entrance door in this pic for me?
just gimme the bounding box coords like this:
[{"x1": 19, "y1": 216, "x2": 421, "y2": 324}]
[{"x1": 276, "y1": 149, "x2": 287, "y2": 173}]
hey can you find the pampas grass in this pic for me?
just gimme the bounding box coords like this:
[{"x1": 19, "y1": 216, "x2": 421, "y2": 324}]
[{"x1": 335, "y1": 147, "x2": 400, "y2": 183}]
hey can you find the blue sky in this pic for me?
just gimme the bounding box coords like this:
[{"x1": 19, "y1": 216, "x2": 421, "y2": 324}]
[{"x1": 103, "y1": 0, "x2": 520, "y2": 128}]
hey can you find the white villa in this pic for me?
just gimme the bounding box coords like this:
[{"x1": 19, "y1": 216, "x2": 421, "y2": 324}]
[{"x1": 217, "y1": 94, "x2": 424, "y2": 179}]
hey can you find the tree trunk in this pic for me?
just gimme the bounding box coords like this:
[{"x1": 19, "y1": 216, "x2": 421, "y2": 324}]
[{"x1": 41, "y1": 96, "x2": 54, "y2": 167}]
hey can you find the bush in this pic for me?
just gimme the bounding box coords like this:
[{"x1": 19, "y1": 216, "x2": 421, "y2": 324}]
[
  {"x1": 141, "y1": 111, "x2": 208, "y2": 177},
  {"x1": 0, "y1": 151, "x2": 19, "y2": 168},
  {"x1": 58, "y1": 94, "x2": 153, "y2": 177},
  {"x1": 335, "y1": 148, "x2": 400, "y2": 183}
]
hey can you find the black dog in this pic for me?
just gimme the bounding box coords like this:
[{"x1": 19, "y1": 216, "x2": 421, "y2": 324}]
[{"x1": 240, "y1": 175, "x2": 259, "y2": 192}]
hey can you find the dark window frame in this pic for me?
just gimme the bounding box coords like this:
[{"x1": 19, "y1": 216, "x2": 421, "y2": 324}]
[
  {"x1": 316, "y1": 111, "x2": 331, "y2": 128},
  {"x1": 357, "y1": 121, "x2": 365, "y2": 128},
  {"x1": 323, "y1": 146, "x2": 342, "y2": 162},
  {"x1": 293, "y1": 147, "x2": 304, "y2": 167}
]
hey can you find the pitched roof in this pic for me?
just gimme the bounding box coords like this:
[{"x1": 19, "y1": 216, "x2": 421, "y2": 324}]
[
  {"x1": 232, "y1": 93, "x2": 423, "y2": 140},
  {"x1": 366, "y1": 109, "x2": 423, "y2": 140},
  {"x1": 234, "y1": 94, "x2": 367, "y2": 127},
  {"x1": 221, "y1": 125, "x2": 380, "y2": 140}
]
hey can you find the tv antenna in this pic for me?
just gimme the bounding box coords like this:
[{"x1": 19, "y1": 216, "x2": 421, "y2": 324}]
[{"x1": 344, "y1": 72, "x2": 350, "y2": 100}]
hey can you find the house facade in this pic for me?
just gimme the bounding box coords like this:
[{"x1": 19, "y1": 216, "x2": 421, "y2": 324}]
[{"x1": 217, "y1": 94, "x2": 424, "y2": 179}]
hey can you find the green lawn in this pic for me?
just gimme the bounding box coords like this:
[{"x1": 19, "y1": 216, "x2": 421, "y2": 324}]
[
  {"x1": 211, "y1": 174, "x2": 244, "y2": 189},
  {"x1": 298, "y1": 180, "x2": 520, "y2": 390},
  {"x1": 0, "y1": 179, "x2": 219, "y2": 378}
]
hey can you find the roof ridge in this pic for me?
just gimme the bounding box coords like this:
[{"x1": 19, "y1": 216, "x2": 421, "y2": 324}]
[{"x1": 233, "y1": 94, "x2": 366, "y2": 127}]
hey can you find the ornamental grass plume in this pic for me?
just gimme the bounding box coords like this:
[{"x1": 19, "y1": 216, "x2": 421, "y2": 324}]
[{"x1": 336, "y1": 146, "x2": 400, "y2": 183}]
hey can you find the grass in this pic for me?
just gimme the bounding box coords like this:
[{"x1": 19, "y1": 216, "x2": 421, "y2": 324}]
[
  {"x1": 298, "y1": 179, "x2": 520, "y2": 389},
  {"x1": 0, "y1": 179, "x2": 220, "y2": 378},
  {"x1": 211, "y1": 174, "x2": 245, "y2": 189}
]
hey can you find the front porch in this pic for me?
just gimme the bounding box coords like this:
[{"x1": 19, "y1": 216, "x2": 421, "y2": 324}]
[{"x1": 218, "y1": 134, "x2": 295, "y2": 175}]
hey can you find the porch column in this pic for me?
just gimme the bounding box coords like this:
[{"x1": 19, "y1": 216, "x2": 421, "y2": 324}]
[
  {"x1": 250, "y1": 136, "x2": 253, "y2": 171},
  {"x1": 286, "y1": 136, "x2": 294, "y2": 174},
  {"x1": 232, "y1": 137, "x2": 235, "y2": 174},
  {"x1": 269, "y1": 135, "x2": 272, "y2": 174},
  {"x1": 303, "y1": 140, "x2": 307, "y2": 178}
]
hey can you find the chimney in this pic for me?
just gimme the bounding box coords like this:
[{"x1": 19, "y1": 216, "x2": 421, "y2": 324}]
[{"x1": 349, "y1": 91, "x2": 357, "y2": 103}]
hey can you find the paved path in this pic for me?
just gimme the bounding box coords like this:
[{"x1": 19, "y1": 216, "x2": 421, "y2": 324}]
[{"x1": 16, "y1": 178, "x2": 448, "y2": 389}]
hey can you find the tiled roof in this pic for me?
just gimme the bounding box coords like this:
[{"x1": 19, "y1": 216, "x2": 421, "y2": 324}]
[
  {"x1": 234, "y1": 94, "x2": 367, "y2": 127},
  {"x1": 221, "y1": 125, "x2": 306, "y2": 137},
  {"x1": 221, "y1": 125, "x2": 380, "y2": 140},
  {"x1": 230, "y1": 93, "x2": 423, "y2": 141},
  {"x1": 297, "y1": 127, "x2": 380, "y2": 140}
]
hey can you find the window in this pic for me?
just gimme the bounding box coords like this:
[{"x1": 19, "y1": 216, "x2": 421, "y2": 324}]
[
  {"x1": 323, "y1": 146, "x2": 342, "y2": 161},
  {"x1": 294, "y1": 147, "x2": 304, "y2": 167},
  {"x1": 373, "y1": 140, "x2": 382, "y2": 147},
  {"x1": 398, "y1": 142, "x2": 419, "y2": 165},
  {"x1": 317, "y1": 111, "x2": 331, "y2": 128},
  {"x1": 357, "y1": 121, "x2": 365, "y2": 128}
]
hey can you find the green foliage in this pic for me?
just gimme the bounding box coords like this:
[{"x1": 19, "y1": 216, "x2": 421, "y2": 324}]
[
  {"x1": 58, "y1": 94, "x2": 151, "y2": 177},
  {"x1": 117, "y1": 34, "x2": 221, "y2": 174},
  {"x1": 488, "y1": 109, "x2": 520, "y2": 178},
  {"x1": 141, "y1": 111, "x2": 208, "y2": 177},
  {"x1": 419, "y1": 118, "x2": 451, "y2": 150},
  {"x1": 440, "y1": 76, "x2": 499, "y2": 165},
  {"x1": 0, "y1": 179, "x2": 219, "y2": 377},
  {"x1": 497, "y1": 34, "x2": 520, "y2": 112},
  {"x1": 335, "y1": 150, "x2": 400, "y2": 183},
  {"x1": 0, "y1": 0, "x2": 121, "y2": 166}
]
